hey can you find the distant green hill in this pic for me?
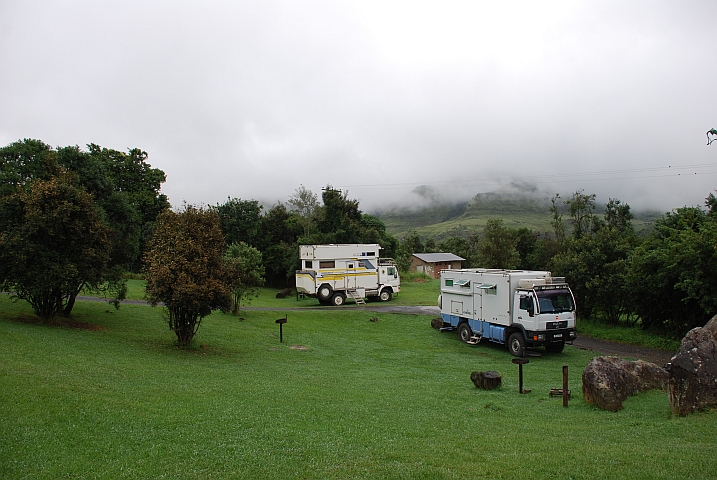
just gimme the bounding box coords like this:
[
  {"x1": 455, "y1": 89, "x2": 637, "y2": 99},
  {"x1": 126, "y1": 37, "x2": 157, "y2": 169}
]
[{"x1": 374, "y1": 191, "x2": 660, "y2": 240}]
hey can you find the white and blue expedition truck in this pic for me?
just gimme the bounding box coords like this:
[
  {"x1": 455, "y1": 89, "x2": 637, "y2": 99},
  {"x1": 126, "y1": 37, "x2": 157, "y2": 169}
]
[
  {"x1": 438, "y1": 269, "x2": 577, "y2": 356},
  {"x1": 295, "y1": 244, "x2": 400, "y2": 306}
]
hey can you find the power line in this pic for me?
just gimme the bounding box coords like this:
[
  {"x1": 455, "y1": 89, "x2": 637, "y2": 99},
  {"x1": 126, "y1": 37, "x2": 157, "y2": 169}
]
[{"x1": 334, "y1": 163, "x2": 717, "y2": 191}]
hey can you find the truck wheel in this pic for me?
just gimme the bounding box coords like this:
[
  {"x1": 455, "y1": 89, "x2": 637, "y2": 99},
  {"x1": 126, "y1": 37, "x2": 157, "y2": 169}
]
[
  {"x1": 318, "y1": 284, "x2": 332, "y2": 301},
  {"x1": 318, "y1": 298, "x2": 330, "y2": 306},
  {"x1": 379, "y1": 289, "x2": 392, "y2": 302},
  {"x1": 458, "y1": 323, "x2": 473, "y2": 343},
  {"x1": 545, "y1": 341, "x2": 565, "y2": 353},
  {"x1": 330, "y1": 293, "x2": 345, "y2": 306},
  {"x1": 508, "y1": 332, "x2": 525, "y2": 357}
]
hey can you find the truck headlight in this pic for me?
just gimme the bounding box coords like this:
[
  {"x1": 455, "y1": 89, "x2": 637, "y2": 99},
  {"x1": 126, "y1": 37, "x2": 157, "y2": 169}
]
[{"x1": 533, "y1": 334, "x2": 545, "y2": 341}]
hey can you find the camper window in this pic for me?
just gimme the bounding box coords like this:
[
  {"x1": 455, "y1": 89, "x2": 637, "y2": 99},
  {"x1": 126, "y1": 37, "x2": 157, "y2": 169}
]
[
  {"x1": 305, "y1": 260, "x2": 313, "y2": 269},
  {"x1": 319, "y1": 261, "x2": 335, "y2": 269}
]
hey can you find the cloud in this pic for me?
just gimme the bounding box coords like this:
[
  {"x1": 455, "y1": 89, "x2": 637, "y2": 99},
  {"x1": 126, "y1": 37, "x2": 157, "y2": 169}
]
[{"x1": 1, "y1": 1, "x2": 716, "y2": 215}]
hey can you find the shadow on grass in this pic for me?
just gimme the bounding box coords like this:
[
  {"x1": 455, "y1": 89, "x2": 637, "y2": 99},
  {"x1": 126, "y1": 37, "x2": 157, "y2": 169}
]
[{"x1": 6, "y1": 312, "x2": 108, "y2": 331}]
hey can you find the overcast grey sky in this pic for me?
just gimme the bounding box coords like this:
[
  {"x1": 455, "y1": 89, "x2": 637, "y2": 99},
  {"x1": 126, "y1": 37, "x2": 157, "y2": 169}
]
[{"x1": 1, "y1": 1, "x2": 716, "y2": 213}]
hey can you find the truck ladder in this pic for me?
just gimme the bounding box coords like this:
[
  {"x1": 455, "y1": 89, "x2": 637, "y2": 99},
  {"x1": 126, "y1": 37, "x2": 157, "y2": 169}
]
[{"x1": 346, "y1": 289, "x2": 366, "y2": 306}]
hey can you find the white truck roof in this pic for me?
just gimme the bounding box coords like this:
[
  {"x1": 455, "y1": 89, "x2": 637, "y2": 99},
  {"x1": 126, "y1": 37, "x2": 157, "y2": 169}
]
[{"x1": 299, "y1": 244, "x2": 382, "y2": 260}]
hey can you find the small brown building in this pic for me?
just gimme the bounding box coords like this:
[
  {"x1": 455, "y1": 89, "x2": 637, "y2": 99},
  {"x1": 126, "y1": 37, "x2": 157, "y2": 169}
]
[{"x1": 410, "y1": 253, "x2": 465, "y2": 279}]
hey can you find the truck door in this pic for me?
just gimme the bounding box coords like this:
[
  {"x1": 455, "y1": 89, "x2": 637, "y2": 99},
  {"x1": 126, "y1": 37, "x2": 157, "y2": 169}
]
[
  {"x1": 474, "y1": 285, "x2": 483, "y2": 320},
  {"x1": 453, "y1": 279, "x2": 473, "y2": 318},
  {"x1": 346, "y1": 262, "x2": 357, "y2": 289},
  {"x1": 515, "y1": 292, "x2": 537, "y2": 330}
]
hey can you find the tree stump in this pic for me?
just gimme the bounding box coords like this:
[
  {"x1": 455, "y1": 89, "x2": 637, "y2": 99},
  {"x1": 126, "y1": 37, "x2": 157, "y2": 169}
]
[
  {"x1": 431, "y1": 317, "x2": 444, "y2": 329},
  {"x1": 471, "y1": 371, "x2": 502, "y2": 389}
]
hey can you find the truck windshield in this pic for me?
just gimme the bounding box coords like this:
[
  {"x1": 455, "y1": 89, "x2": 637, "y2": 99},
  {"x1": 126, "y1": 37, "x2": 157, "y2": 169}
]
[{"x1": 535, "y1": 289, "x2": 574, "y2": 314}]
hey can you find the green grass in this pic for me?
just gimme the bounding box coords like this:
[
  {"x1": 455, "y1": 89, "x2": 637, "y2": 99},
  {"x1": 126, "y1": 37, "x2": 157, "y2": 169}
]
[
  {"x1": 577, "y1": 317, "x2": 682, "y2": 352},
  {"x1": 99, "y1": 279, "x2": 681, "y2": 353},
  {"x1": 1, "y1": 296, "x2": 715, "y2": 479}
]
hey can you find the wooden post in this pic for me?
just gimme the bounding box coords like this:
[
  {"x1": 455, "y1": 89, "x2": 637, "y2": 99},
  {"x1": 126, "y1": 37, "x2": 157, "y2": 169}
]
[{"x1": 562, "y1": 365, "x2": 569, "y2": 407}]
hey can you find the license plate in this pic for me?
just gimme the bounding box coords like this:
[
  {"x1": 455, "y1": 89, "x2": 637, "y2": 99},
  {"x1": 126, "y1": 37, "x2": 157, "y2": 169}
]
[{"x1": 554, "y1": 334, "x2": 562, "y2": 338}]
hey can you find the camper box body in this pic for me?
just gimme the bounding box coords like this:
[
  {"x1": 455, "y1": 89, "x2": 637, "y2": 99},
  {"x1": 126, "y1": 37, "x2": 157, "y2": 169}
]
[
  {"x1": 296, "y1": 244, "x2": 400, "y2": 306},
  {"x1": 438, "y1": 269, "x2": 577, "y2": 356}
]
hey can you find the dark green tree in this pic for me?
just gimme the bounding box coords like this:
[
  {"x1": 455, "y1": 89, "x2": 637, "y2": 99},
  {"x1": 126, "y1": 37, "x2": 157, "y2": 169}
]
[
  {"x1": 477, "y1": 218, "x2": 520, "y2": 269},
  {"x1": 0, "y1": 173, "x2": 113, "y2": 319},
  {"x1": 0, "y1": 139, "x2": 61, "y2": 196},
  {"x1": 1, "y1": 139, "x2": 168, "y2": 272},
  {"x1": 144, "y1": 205, "x2": 232, "y2": 347},
  {"x1": 215, "y1": 198, "x2": 263, "y2": 247},
  {"x1": 256, "y1": 203, "x2": 303, "y2": 286},
  {"x1": 224, "y1": 242, "x2": 266, "y2": 314},
  {"x1": 565, "y1": 189, "x2": 597, "y2": 239},
  {"x1": 396, "y1": 230, "x2": 425, "y2": 271},
  {"x1": 315, "y1": 186, "x2": 362, "y2": 244},
  {"x1": 627, "y1": 205, "x2": 717, "y2": 336},
  {"x1": 551, "y1": 198, "x2": 636, "y2": 323}
]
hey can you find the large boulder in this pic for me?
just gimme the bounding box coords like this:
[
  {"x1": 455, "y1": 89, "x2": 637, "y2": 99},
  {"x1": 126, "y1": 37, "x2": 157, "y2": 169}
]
[
  {"x1": 667, "y1": 315, "x2": 717, "y2": 416},
  {"x1": 582, "y1": 356, "x2": 668, "y2": 411}
]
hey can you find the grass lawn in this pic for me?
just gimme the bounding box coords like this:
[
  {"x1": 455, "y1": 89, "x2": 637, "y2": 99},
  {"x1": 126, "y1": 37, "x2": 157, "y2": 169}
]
[{"x1": 1, "y1": 296, "x2": 715, "y2": 479}]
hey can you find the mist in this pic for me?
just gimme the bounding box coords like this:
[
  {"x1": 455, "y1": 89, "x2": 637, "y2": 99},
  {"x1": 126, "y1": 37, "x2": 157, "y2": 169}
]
[{"x1": 1, "y1": 1, "x2": 715, "y2": 216}]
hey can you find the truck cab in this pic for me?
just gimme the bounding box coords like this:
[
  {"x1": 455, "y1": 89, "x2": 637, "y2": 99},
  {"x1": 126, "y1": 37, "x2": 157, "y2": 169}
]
[{"x1": 510, "y1": 283, "x2": 576, "y2": 355}]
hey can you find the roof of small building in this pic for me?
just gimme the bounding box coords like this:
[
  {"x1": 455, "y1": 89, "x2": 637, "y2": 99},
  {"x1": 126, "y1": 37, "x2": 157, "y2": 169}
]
[{"x1": 412, "y1": 253, "x2": 465, "y2": 263}]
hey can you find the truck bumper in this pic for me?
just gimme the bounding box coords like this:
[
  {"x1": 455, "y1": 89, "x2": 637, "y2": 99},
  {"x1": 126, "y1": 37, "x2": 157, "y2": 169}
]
[{"x1": 525, "y1": 328, "x2": 576, "y2": 346}]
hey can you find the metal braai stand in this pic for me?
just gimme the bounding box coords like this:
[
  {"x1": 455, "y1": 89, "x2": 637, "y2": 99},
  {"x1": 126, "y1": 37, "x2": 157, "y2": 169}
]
[{"x1": 512, "y1": 358, "x2": 530, "y2": 394}]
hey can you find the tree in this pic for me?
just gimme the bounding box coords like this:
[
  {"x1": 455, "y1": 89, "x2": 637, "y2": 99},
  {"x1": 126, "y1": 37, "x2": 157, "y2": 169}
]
[
  {"x1": 549, "y1": 193, "x2": 566, "y2": 244},
  {"x1": 0, "y1": 173, "x2": 113, "y2": 319},
  {"x1": 605, "y1": 198, "x2": 634, "y2": 234},
  {"x1": 316, "y1": 186, "x2": 362, "y2": 243},
  {"x1": 477, "y1": 218, "x2": 520, "y2": 269},
  {"x1": 1, "y1": 139, "x2": 169, "y2": 272},
  {"x1": 358, "y1": 214, "x2": 399, "y2": 258},
  {"x1": 256, "y1": 203, "x2": 303, "y2": 286},
  {"x1": 0, "y1": 139, "x2": 61, "y2": 196},
  {"x1": 144, "y1": 205, "x2": 231, "y2": 347},
  {"x1": 627, "y1": 205, "x2": 717, "y2": 337},
  {"x1": 224, "y1": 242, "x2": 266, "y2": 314},
  {"x1": 287, "y1": 185, "x2": 319, "y2": 237},
  {"x1": 215, "y1": 198, "x2": 263, "y2": 247},
  {"x1": 565, "y1": 190, "x2": 597, "y2": 239},
  {"x1": 551, "y1": 198, "x2": 636, "y2": 323},
  {"x1": 396, "y1": 230, "x2": 424, "y2": 272}
]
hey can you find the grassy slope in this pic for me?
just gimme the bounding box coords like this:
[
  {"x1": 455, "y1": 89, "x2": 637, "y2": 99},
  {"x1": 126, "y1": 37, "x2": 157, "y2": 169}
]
[
  {"x1": 375, "y1": 194, "x2": 661, "y2": 240},
  {"x1": 2, "y1": 296, "x2": 715, "y2": 479}
]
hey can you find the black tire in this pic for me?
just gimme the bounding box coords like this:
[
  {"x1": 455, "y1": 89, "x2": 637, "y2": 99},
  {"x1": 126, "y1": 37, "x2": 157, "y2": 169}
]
[
  {"x1": 317, "y1": 284, "x2": 333, "y2": 301},
  {"x1": 545, "y1": 341, "x2": 565, "y2": 353},
  {"x1": 457, "y1": 323, "x2": 473, "y2": 343},
  {"x1": 508, "y1": 332, "x2": 526, "y2": 357},
  {"x1": 379, "y1": 288, "x2": 392, "y2": 302},
  {"x1": 318, "y1": 298, "x2": 330, "y2": 306},
  {"x1": 330, "y1": 293, "x2": 346, "y2": 306}
]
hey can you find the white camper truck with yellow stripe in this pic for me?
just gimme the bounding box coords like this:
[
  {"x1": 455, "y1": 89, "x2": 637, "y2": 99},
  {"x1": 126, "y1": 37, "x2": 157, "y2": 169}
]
[{"x1": 295, "y1": 244, "x2": 400, "y2": 306}]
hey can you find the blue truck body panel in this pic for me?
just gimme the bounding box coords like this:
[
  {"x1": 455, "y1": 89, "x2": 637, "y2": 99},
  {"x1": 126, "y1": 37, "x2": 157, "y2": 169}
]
[{"x1": 441, "y1": 313, "x2": 507, "y2": 345}]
